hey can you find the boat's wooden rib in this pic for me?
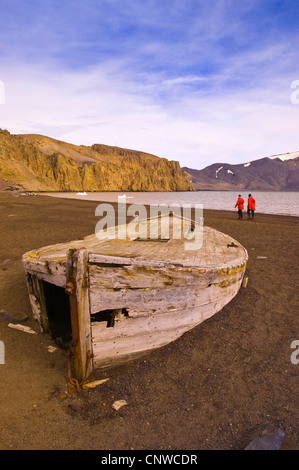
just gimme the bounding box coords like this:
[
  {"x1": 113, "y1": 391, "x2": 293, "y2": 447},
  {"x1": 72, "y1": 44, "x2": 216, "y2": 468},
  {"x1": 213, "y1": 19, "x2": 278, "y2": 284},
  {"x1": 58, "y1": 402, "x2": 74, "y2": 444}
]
[{"x1": 65, "y1": 248, "x2": 93, "y2": 381}]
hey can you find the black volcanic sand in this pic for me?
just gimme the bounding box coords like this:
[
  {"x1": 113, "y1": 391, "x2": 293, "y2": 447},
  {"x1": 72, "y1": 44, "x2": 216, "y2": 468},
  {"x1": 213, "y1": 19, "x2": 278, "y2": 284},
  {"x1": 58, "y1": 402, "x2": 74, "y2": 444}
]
[{"x1": 0, "y1": 192, "x2": 298, "y2": 450}]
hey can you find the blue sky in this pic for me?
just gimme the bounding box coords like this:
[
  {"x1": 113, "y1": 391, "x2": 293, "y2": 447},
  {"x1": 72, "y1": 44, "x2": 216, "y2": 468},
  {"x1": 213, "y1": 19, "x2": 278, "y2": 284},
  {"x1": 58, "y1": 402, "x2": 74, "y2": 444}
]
[{"x1": 0, "y1": 0, "x2": 299, "y2": 168}]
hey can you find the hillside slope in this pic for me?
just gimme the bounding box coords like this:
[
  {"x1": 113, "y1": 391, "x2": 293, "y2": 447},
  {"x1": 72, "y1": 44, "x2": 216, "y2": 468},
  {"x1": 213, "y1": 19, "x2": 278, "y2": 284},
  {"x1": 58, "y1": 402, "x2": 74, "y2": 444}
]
[
  {"x1": 183, "y1": 154, "x2": 299, "y2": 191},
  {"x1": 0, "y1": 130, "x2": 194, "y2": 192}
]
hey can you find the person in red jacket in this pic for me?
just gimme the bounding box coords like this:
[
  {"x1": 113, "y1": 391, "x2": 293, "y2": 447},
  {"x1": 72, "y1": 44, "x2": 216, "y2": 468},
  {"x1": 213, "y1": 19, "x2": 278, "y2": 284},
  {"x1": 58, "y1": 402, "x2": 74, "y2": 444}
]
[
  {"x1": 235, "y1": 194, "x2": 245, "y2": 220},
  {"x1": 247, "y1": 194, "x2": 256, "y2": 219}
]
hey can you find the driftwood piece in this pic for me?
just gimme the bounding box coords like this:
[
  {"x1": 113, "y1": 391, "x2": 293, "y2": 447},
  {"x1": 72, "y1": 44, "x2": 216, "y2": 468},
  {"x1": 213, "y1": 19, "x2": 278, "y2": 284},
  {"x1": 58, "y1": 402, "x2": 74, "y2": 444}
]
[
  {"x1": 8, "y1": 323, "x2": 37, "y2": 334},
  {"x1": 82, "y1": 378, "x2": 109, "y2": 389},
  {"x1": 112, "y1": 399, "x2": 127, "y2": 410}
]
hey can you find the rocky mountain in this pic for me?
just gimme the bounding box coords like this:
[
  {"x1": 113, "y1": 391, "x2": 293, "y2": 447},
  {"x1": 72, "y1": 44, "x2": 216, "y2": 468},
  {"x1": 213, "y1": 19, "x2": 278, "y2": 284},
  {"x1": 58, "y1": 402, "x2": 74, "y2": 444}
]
[
  {"x1": 0, "y1": 129, "x2": 194, "y2": 192},
  {"x1": 183, "y1": 152, "x2": 299, "y2": 191}
]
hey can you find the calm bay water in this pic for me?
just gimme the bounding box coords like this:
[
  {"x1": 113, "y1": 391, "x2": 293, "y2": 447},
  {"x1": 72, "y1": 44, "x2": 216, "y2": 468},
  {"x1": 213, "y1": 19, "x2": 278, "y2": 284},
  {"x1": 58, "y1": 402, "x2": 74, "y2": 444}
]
[{"x1": 44, "y1": 191, "x2": 299, "y2": 217}]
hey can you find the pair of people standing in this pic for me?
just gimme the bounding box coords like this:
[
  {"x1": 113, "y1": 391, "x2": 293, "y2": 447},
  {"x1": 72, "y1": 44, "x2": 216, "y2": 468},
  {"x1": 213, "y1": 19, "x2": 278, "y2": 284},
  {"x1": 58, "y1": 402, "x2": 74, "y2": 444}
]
[{"x1": 235, "y1": 194, "x2": 255, "y2": 220}]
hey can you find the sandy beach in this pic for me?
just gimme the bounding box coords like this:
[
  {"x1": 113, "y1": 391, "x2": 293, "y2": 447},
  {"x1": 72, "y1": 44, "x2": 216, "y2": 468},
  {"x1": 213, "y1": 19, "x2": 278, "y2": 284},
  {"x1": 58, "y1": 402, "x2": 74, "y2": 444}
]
[{"x1": 0, "y1": 191, "x2": 298, "y2": 450}]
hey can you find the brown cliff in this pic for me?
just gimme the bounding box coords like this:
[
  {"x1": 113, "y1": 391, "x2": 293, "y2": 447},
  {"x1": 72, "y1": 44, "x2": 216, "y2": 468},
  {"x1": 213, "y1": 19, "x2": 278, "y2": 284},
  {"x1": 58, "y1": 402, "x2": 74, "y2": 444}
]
[{"x1": 0, "y1": 130, "x2": 194, "y2": 192}]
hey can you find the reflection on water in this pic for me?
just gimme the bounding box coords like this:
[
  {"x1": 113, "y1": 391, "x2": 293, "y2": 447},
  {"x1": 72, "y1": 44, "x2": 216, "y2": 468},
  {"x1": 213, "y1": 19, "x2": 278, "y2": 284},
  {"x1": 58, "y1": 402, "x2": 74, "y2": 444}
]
[{"x1": 44, "y1": 191, "x2": 299, "y2": 217}]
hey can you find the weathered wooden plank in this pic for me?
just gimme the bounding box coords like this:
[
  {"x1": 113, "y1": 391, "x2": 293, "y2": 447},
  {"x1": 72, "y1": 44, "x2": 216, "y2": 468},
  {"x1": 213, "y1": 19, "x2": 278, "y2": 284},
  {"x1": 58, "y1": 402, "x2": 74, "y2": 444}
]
[
  {"x1": 36, "y1": 279, "x2": 51, "y2": 334},
  {"x1": 91, "y1": 287, "x2": 236, "y2": 342},
  {"x1": 88, "y1": 254, "x2": 135, "y2": 266},
  {"x1": 66, "y1": 249, "x2": 93, "y2": 381},
  {"x1": 92, "y1": 327, "x2": 185, "y2": 368},
  {"x1": 25, "y1": 274, "x2": 49, "y2": 333},
  {"x1": 89, "y1": 272, "x2": 243, "y2": 316},
  {"x1": 88, "y1": 244, "x2": 247, "y2": 269},
  {"x1": 89, "y1": 264, "x2": 241, "y2": 290},
  {"x1": 24, "y1": 269, "x2": 66, "y2": 288},
  {"x1": 89, "y1": 264, "x2": 205, "y2": 290},
  {"x1": 88, "y1": 261, "x2": 245, "y2": 293},
  {"x1": 25, "y1": 274, "x2": 41, "y2": 323},
  {"x1": 23, "y1": 257, "x2": 67, "y2": 288},
  {"x1": 91, "y1": 293, "x2": 235, "y2": 369},
  {"x1": 23, "y1": 258, "x2": 66, "y2": 276}
]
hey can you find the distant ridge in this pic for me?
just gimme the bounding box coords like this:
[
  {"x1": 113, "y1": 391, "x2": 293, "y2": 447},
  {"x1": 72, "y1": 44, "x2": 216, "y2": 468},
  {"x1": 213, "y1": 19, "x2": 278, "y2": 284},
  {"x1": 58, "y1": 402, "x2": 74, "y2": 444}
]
[
  {"x1": 269, "y1": 151, "x2": 299, "y2": 162},
  {"x1": 0, "y1": 129, "x2": 194, "y2": 192},
  {"x1": 183, "y1": 152, "x2": 299, "y2": 191}
]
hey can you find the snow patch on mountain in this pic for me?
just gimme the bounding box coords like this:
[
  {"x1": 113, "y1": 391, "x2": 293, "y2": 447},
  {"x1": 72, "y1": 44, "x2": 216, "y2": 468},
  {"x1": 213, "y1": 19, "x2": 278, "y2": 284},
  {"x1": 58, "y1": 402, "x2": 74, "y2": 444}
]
[
  {"x1": 269, "y1": 151, "x2": 299, "y2": 161},
  {"x1": 215, "y1": 166, "x2": 223, "y2": 178}
]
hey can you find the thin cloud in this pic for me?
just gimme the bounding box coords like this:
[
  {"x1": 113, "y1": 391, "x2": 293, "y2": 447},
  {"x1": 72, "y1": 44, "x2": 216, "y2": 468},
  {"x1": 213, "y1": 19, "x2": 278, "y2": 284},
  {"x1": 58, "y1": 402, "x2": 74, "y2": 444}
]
[{"x1": 163, "y1": 76, "x2": 209, "y2": 86}]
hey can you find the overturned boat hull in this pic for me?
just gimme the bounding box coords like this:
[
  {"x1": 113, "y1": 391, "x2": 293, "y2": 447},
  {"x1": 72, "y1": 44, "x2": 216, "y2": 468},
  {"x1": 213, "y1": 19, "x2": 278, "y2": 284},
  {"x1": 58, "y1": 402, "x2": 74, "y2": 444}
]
[{"x1": 22, "y1": 220, "x2": 248, "y2": 380}]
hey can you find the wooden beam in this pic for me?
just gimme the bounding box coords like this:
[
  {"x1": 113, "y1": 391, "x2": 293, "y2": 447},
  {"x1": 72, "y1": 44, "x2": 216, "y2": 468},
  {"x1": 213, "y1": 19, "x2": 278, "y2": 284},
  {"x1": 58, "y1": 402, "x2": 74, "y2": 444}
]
[
  {"x1": 25, "y1": 273, "x2": 50, "y2": 333},
  {"x1": 66, "y1": 248, "x2": 93, "y2": 382}
]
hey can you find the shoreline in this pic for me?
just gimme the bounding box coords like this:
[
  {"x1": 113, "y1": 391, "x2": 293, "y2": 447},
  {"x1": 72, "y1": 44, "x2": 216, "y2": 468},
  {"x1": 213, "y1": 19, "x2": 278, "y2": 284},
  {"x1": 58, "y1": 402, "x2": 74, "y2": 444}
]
[
  {"x1": 0, "y1": 191, "x2": 298, "y2": 450},
  {"x1": 4, "y1": 190, "x2": 299, "y2": 219}
]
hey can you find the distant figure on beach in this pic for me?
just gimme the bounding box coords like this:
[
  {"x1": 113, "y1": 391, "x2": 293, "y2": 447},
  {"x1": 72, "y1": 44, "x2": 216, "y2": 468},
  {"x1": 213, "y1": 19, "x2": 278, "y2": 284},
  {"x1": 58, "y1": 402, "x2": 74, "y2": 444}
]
[
  {"x1": 235, "y1": 194, "x2": 245, "y2": 220},
  {"x1": 247, "y1": 194, "x2": 256, "y2": 220}
]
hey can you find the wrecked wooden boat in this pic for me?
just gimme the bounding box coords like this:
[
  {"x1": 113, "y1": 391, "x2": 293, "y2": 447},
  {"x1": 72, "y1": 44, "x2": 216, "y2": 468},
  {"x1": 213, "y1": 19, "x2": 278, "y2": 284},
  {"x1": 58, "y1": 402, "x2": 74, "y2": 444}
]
[{"x1": 22, "y1": 215, "x2": 248, "y2": 380}]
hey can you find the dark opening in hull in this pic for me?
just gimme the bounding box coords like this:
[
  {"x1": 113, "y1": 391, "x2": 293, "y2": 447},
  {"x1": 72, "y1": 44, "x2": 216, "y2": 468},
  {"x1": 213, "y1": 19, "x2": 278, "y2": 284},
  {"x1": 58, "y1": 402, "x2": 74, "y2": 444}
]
[{"x1": 42, "y1": 281, "x2": 72, "y2": 347}]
